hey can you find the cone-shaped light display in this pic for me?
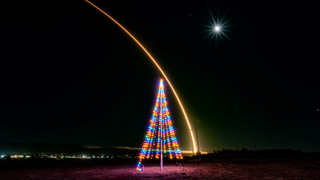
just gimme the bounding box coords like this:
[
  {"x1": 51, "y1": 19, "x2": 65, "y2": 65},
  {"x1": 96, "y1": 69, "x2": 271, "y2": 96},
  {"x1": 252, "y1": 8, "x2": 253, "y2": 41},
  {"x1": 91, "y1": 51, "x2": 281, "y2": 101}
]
[{"x1": 136, "y1": 79, "x2": 182, "y2": 171}]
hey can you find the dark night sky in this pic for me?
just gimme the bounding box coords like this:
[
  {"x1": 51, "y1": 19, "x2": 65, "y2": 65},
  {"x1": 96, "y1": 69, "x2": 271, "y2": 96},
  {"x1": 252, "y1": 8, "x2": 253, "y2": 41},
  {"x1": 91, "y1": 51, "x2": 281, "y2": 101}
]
[{"x1": 0, "y1": 0, "x2": 319, "y2": 152}]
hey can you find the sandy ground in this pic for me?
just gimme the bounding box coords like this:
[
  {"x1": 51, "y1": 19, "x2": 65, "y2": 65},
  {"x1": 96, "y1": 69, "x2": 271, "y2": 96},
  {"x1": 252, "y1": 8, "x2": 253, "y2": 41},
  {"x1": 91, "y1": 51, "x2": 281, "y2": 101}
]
[{"x1": 0, "y1": 158, "x2": 319, "y2": 179}]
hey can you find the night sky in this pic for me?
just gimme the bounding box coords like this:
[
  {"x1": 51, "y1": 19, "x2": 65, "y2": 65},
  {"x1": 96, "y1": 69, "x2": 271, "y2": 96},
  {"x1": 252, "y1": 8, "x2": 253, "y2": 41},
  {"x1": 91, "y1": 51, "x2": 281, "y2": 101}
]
[{"x1": 0, "y1": 0, "x2": 319, "y2": 152}]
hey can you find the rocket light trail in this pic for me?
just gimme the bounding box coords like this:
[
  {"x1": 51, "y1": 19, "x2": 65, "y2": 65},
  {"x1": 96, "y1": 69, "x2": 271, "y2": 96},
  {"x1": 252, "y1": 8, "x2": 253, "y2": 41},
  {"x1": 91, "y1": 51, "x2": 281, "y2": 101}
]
[{"x1": 85, "y1": 0, "x2": 197, "y2": 153}]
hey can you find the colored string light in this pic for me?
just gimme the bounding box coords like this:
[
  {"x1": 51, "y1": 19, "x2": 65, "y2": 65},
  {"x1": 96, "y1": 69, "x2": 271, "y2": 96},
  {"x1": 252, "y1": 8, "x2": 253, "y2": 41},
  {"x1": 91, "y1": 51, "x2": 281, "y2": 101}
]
[{"x1": 137, "y1": 79, "x2": 183, "y2": 171}]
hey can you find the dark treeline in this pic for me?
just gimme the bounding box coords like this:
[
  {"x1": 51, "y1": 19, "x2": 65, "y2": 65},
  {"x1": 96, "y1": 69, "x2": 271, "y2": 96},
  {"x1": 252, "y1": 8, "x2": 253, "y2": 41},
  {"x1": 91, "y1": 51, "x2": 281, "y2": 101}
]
[
  {"x1": 202, "y1": 147, "x2": 320, "y2": 159},
  {"x1": 209, "y1": 147, "x2": 304, "y2": 154}
]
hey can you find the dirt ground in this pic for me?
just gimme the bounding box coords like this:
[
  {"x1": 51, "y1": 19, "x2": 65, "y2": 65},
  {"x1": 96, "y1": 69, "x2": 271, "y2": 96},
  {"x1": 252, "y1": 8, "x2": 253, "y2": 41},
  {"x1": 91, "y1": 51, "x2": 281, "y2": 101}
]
[{"x1": 0, "y1": 157, "x2": 319, "y2": 179}]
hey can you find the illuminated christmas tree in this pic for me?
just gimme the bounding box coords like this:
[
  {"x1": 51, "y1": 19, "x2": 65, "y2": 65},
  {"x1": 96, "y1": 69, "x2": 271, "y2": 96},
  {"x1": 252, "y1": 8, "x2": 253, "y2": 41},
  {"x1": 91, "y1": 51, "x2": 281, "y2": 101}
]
[{"x1": 136, "y1": 79, "x2": 183, "y2": 171}]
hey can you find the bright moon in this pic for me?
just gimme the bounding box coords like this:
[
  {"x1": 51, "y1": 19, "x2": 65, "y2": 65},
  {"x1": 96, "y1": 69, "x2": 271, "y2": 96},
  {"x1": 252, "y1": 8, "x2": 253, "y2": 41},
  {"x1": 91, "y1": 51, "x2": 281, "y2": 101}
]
[{"x1": 198, "y1": 9, "x2": 235, "y2": 46}]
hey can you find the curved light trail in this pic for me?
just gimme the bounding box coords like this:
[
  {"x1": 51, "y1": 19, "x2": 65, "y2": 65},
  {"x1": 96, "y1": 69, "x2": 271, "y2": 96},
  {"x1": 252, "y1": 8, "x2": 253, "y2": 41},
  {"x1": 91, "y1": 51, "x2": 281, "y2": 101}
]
[{"x1": 85, "y1": 0, "x2": 197, "y2": 153}]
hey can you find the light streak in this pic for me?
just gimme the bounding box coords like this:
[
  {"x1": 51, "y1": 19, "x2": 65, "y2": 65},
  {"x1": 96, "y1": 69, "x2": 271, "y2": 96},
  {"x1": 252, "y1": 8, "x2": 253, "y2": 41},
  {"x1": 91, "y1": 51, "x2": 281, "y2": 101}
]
[{"x1": 85, "y1": 0, "x2": 197, "y2": 153}]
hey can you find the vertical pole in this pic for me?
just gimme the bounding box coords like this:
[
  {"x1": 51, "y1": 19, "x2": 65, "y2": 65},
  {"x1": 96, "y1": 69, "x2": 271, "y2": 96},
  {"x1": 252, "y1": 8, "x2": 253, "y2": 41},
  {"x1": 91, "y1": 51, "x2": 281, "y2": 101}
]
[
  {"x1": 252, "y1": 138, "x2": 257, "y2": 150},
  {"x1": 191, "y1": 134, "x2": 194, "y2": 161},
  {"x1": 195, "y1": 122, "x2": 201, "y2": 161},
  {"x1": 160, "y1": 82, "x2": 163, "y2": 170},
  {"x1": 190, "y1": 113, "x2": 194, "y2": 162}
]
